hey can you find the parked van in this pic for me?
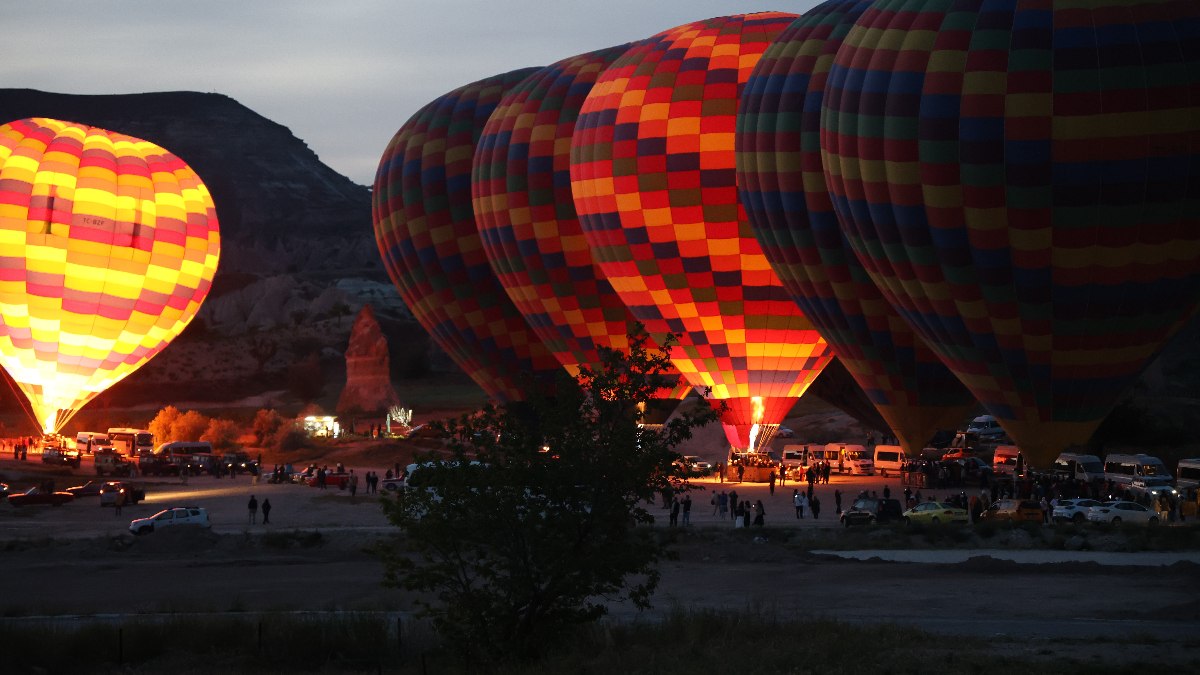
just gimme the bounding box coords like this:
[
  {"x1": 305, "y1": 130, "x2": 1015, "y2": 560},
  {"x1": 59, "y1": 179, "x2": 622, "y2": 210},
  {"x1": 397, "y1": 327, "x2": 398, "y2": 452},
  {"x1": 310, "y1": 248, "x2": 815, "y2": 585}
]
[
  {"x1": 75, "y1": 432, "x2": 109, "y2": 453},
  {"x1": 872, "y1": 445, "x2": 906, "y2": 477},
  {"x1": 1052, "y1": 452, "x2": 1104, "y2": 483},
  {"x1": 966, "y1": 415, "x2": 1007, "y2": 440},
  {"x1": 154, "y1": 441, "x2": 213, "y2": 460},
  {"x1": 780, "y1": 444, "x2": 818, "y2": 473},
  {"x1": 1177, "y1": 458, "x2": 1200, "y2": 490},
  {"x1": 821, "y1": 443, "x2": 875, "y2": 475},
  {"x1": 992, "y1": 445, "x2": 1022, "y2": 477},
  {"x1": 1103, "y1": 453, "x2": 1169, "y2": 485}
]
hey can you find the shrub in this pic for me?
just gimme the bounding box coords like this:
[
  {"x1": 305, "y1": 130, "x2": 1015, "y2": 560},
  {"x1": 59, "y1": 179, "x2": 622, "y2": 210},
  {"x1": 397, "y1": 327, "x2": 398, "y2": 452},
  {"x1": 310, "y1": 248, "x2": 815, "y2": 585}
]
[{"x1": 201, "y1": 418, "x2": 242, "y2": 451}]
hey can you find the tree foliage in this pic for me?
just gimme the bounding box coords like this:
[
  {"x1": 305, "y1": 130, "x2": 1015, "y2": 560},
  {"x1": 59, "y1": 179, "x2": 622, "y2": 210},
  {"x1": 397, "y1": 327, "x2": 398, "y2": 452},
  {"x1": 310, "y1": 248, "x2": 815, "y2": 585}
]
[
  {"x1": 376, "y1": 329, "x2": 719, "y2": 665},
  {"x1": 201, "y1": 418, "x2": 241, "y2": 451},
  {"x1": 252, "y1": 409, "x2": 285, "y2": 446},
  {"x1": 148, "y1": 405, "x2": 181, "y2": 445}
]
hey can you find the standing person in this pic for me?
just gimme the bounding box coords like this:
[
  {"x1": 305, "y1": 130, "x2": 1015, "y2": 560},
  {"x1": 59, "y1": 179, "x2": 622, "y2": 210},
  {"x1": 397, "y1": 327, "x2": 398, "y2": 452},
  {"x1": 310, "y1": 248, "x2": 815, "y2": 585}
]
[
  {"x1": 793, "y1": 489, "x2": 802, "y2": 519},
  {"x1": 736, "y1": 463, "x2": 745, "y2": 482},
  {"x1": 717, "y1": 462, "x2": 724, "y2": 483},
  {"x1": 718, "y1": 491, "x2": 729, "y2": 519},
  {"x1": 742, "y1": 501, "x2": 752, "y2": 528},
  {"x1": 728, "y1": 489, "x2": 739, "y2": 520},
  {"x1": 811, "y1": 494, "x2": 822, "y2": 519},
  {"x1": 349, "y1": 470, "x2": 359, "y2": 498},
  {"x1": 768, "y1": 470, "x2": 776, "y2": 496},
  {"x1": 248, "y1": 495, "x2": 258, "y2": 524},
  {"x1": 669, "y1": 497, "x2": 680, "y2": 527},
  {"x1": 711, "y1": 491, "x2": 719, "y2": 516},
  {"x1": 734, "y1": 500, "x2": 746, "y2": 527},
  {"x1": 261, "y1": 499, "x2": 272, "y2": 524},
  {"x1": 753, "y1": 499, "x2": 765, "y2": 527},
  {"x1": 682, "y1": 494, "x2": 692, "y2": 526},
  {"x1": 114, "y1": 489, "x2": 126, "y2": 517}
]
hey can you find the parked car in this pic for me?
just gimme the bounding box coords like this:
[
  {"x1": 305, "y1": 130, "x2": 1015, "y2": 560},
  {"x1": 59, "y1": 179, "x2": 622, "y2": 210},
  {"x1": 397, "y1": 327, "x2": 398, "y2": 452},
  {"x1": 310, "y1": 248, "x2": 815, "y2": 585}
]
[
  {"x1": 983, "y1": 499, "x2": 1043, "y2": 523},
  {"x1": 381, "y1": 477, "x2": 406, "y2": 492},
  {"x1": 840, "y1": 497, "x2": 903, "y2": 527},
  {"x1": 675, "y1": 455, "x2": 712, "y2": 476},
  {"x1": 221, "y1": 452, "x2": 259, "y2": 475},
  {"x1": 308, "y1": 472, "x2": 351, "y2": 489},
  {"x1": 129, "y1": 507, "x2": 211, "y2": 535},
  {"x1": 1086, "y1": 501, "x2": 1160, "y2": 526},
  {"x1": 65, "y1": 480, "x2": 106, "y2": 498},
  {"x1": 100, "y1": 482, "x2": 146, "y2": 506},
  {"x1": 93, "y1": 449, "x2": 134, "y2": 477},
  {"x1": 7, "y1": 487, "x2": 75, "y2": 507},
  {"x1": 776, "y1": 426, "x2": 795, "y2": 438},
  {"x1": 1051, "y1": 498, "x2": 1104, "y2": 523},
  {"x1": 1128, "y1": 477, "x2": 1177, "y2": 500},
  {"x1": 902, "y1": 501, "x2": 968, "y2": 525}
]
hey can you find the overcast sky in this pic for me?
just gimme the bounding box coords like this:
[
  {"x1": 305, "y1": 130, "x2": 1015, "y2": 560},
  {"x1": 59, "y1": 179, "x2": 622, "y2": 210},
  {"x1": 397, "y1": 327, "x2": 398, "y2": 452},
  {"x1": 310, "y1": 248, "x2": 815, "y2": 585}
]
[{"x1": 3, "y1": 1, "x2": 819, "y2": 186}]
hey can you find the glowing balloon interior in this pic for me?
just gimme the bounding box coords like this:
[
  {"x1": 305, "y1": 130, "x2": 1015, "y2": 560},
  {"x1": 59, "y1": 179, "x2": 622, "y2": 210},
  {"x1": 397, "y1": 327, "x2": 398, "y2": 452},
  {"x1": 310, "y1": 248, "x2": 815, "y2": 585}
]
[{"x1": 0, "y1": 118, "x2": 220, "y2": 433}]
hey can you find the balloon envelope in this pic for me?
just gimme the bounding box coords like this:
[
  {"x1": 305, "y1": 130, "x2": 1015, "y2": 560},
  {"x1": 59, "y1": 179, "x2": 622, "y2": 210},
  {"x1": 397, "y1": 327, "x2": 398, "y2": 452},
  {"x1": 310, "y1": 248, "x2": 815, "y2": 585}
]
[
  {"x1": 0, "y1": 118, "x2": 220, "y2": 433},
  {"x1": 737, "y1": 1, "x2": 977, "y2": 454},
  {"x1": 571, "y1": 13, "x2": 831, "y2": 450},
  {"x1": 821, "y1": 0, "x2": 1200, "y2": 466},
  {"x1": 472, "y1": 45, "x2": 688, "y2": 397},
  {"x1": 373, "y1": 70, "x2": 564, "y2": 403}
]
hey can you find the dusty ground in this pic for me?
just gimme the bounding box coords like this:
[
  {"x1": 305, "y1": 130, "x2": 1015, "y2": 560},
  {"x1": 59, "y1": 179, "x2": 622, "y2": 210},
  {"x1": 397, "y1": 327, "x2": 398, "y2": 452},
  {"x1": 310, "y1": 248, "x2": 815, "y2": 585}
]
[{"x1": 2, "y1": 448, "x2": 1198, "y2": 668}]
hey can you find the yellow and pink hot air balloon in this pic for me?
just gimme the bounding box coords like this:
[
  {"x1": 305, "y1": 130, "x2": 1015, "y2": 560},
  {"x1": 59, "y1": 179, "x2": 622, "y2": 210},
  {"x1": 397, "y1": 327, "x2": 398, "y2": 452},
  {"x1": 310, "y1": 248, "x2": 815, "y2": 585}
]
[{"x1": 0, "y1": 118, "x2": 220, "y2": 433}]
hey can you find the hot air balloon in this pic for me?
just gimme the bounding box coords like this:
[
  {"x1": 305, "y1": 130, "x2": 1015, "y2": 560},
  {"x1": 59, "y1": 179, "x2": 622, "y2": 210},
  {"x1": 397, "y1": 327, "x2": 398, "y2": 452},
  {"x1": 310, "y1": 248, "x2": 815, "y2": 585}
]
[
  {"x1": 373, "y1": 70, "x2": 564, "y2": 403},
  {"x1": 571, "y1": 13, "x2": 833, "y2": 452},
  {"x1": 0, "y1": 118, "x2": 220, "y2": 433},
  {"x1": 736, "y1": 1, "x2": 977, "y2": 455},
  {"x1": 471, "y1": 46, "x2": 692, "y2": 410},
  {"x1": 821, "y1": 0, "x2": 1200, "y2": 467}
]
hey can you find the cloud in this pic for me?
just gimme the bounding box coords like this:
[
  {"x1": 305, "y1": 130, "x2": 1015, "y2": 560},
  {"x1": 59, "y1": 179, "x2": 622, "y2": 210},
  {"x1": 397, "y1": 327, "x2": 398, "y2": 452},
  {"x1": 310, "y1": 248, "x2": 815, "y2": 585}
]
[{"x1": 2, "y1": 0, "x2": 815, "y2": 184}]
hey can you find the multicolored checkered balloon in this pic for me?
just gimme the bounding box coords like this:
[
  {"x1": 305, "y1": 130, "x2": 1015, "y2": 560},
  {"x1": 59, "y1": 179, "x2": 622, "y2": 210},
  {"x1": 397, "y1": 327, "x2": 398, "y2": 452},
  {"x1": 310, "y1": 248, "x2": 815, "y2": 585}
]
[
  {"x1": 571, "y1": 13, "x2": 833, "y2": 451},
  {"x1": 472, "y1": 46, "x2": 691, "y2": 388},
  {"x1": 373, "y1": 70, "x2": 564, "y2": 402},
  {"x1": 737, "y1": 1, "x2": 977, "y2": 454},
  {"x1": 0, "y1": 118, "x2": 220, "y2": 433},
  {"x1": 821, "y1": 0, "x2": 1200, "y2": 466}
]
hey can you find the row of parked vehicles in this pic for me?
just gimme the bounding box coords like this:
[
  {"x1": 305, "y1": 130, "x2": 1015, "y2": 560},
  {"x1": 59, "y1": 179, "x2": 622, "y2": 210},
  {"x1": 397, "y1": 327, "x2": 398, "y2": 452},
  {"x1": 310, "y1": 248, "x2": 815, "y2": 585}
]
[
  {"x1": 4, "y1": 480, "x2": 145, "y2": 507},
  {"x1": 839, "y1": 496, "x2": 1175, "y2": 528}
]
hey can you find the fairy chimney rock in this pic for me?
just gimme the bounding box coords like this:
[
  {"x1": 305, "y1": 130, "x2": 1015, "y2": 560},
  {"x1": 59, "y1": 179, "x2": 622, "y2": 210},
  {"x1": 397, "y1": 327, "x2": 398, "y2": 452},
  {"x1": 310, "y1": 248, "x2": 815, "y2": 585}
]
[{"x1": 337, "y1": 305, "x2": 400, "y2": 415}]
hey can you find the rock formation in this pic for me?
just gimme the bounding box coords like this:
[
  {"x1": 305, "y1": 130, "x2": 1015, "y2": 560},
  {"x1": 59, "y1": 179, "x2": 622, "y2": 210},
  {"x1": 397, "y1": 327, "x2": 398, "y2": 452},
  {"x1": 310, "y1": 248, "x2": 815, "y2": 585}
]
[{"x1": 337, "y1": 305, "x2": 400, "y2": 415}]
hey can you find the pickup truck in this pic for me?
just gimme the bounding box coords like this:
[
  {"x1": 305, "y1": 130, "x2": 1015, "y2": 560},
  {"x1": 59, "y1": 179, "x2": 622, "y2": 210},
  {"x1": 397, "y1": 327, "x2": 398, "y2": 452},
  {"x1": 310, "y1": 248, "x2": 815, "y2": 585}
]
[{"x1": 41, "y1": 447, "x2": 82, "y2": 468}]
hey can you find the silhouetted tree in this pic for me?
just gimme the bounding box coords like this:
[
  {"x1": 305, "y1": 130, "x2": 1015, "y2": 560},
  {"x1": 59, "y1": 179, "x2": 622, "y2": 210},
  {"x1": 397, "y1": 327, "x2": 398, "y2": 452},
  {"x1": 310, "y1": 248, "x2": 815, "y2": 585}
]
[{"x1": 376, "y1": 329, "x2": 719, "y2": 665}]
